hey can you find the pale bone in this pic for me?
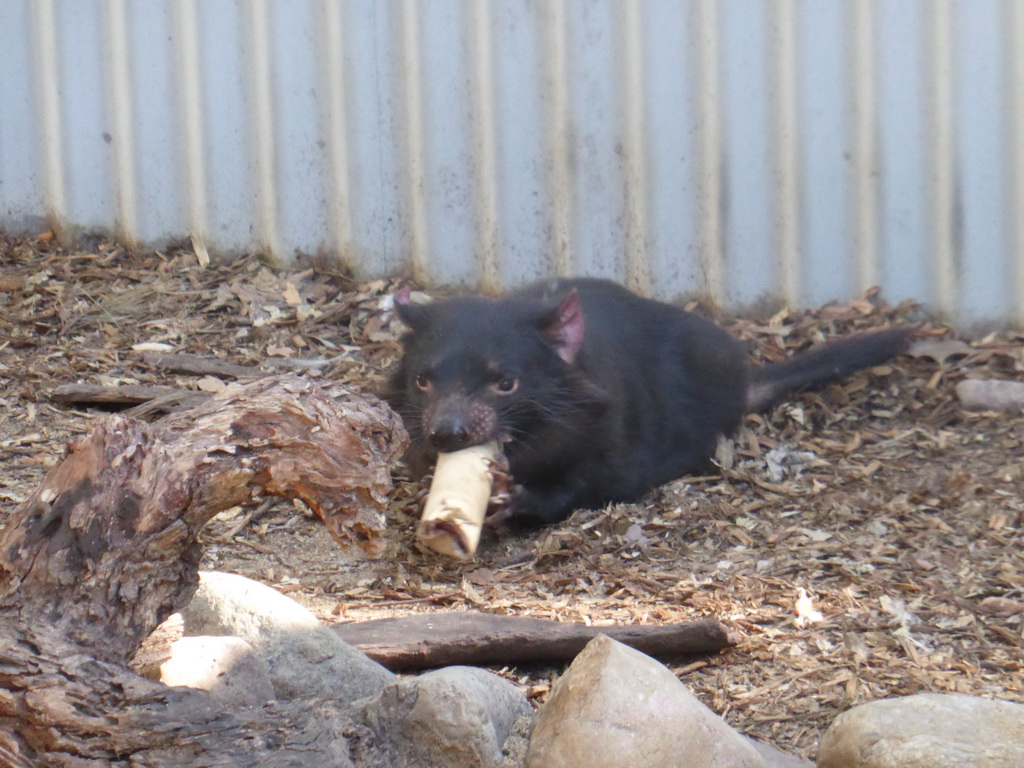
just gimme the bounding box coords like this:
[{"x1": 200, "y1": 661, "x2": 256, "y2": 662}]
[{"x1": 416, "y1": 442, "x2": 502, "y2": 559}]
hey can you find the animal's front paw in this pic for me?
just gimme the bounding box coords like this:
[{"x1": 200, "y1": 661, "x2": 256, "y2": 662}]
[
  {"x1": 486, "y1": 453, "x2": 513, "y2": 509},
  {"x1": 485, "y1": 482, "x2": 539, "y2": 531},
  {"x1": 412, "y1": 472, "x2": 433, "y2": 506}
]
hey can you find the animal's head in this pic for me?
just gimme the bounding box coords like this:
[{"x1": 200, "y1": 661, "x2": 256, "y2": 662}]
[{"x1": 391, "y1": 286, "x2": 585, "y2": 454}]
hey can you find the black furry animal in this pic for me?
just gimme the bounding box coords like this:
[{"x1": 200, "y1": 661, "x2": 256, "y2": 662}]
[{"x1": 388, "y1": 278, "x2": 911, "y2": 528}]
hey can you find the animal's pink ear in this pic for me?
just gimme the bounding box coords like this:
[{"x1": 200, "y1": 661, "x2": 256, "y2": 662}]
[
  {"x1": 539, "y1": 289, "x2": 585, "y2": 364},
  {"x1": 393, "y1": 286, "x2": 426, "y2": 327}
]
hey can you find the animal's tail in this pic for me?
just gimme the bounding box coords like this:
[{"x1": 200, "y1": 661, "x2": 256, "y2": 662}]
[{"x1": 746, "y1": 327, "x2": 914, "y2": 413}]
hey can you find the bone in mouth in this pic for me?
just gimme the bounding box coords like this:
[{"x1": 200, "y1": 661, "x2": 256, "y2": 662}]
[{"x1": 415, "y1": 442, "x2": 502, "y2": 559}]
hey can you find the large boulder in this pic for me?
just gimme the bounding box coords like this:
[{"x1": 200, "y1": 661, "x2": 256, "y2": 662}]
[
  {"x1": 818, "y1": 693, "x2": 1024, "y2": 768},
  {"x1": 352, "y1": 665, "x2": 532, "y2": 768},
  {"x1": 182, "y1": 570, "x2": 395, "y2": 702},
  {"x1": 525, "y1": 634, "x2": 807, "y2": 768}
]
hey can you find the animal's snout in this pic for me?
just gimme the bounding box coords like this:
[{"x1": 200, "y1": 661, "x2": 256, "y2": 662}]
[
  {"x1": 425, "y1": 398, "x2": 498, "y2": 453},
  {"x1": 428, "y1": 418, "x2": 473, "y2": 452}
]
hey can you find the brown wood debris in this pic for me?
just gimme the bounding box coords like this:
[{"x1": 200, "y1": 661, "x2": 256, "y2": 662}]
[
  {"x1": 141, "y1": 351, "x2": 265, "y2": 379},
  {"x1": 49, "y1": 381, "x2": 205, "y2": 407},
  {"x1": 0, "y1": 373, "x2": 405, "y2": 766},
  {"x1": 2, "y1": 234, "x2": 1023, "y2": 760}
]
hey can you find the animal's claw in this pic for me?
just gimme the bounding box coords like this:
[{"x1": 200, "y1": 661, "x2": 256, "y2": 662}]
[
  {"x1": 486, "y1": 454, "x2": 512, "y2": 499},
  {"x1": 412, "y1": 473, "x2": 433, "y2": 506},
  {"x1": 484, "y1": 490, "x2": 522, "y2": 528}
]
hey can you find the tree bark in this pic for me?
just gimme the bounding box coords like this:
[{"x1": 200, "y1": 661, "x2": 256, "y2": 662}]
[{"x1": 0, "y1": 376, "x2": 406, "y2": 767}]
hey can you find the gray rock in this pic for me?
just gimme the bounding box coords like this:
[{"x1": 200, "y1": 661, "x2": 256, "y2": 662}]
[
  {"x1": 182, "y1": 571, "x2": 394, "y2": 702},
  {"x1": 354, "y1": 665, "x2": 532, "y2": 768},
  {"x1": 818, "y1": 693, "x2": 1024, "y2": 768},
  {"x1": 957, "y1": 379, "x2": 1024, "y2": 411},
  {"x1": 750, "y1": 740, "x2": 813, "y2": 768},
  {"x1": 526, "y1": 634, "x2": 805, "y2": 768},
  {"x1": 159, "y1": 635, "x2": 274, "y2": 708}
]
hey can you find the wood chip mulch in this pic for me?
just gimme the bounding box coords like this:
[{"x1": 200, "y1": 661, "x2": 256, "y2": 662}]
[{"x1": 2, "y1": 233, "x2": 1022, "y2": 760}]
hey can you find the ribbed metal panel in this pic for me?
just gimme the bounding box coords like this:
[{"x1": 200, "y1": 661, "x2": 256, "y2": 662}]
[{"x1": 1, "y1": 0, "x2": 1022, "y2": 328}]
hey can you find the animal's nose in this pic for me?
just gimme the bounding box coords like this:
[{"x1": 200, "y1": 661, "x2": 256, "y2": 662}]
[{"x1": 427, "y1": 419, "x2": 474, "y2": 453}]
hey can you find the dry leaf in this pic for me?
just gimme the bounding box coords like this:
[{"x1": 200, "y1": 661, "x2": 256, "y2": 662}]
[
  {"x1": 282, "y1": 283, "x2": 302, "y2": 306},
  {"x1": 132, "y1": 342, "x2": 175, "y2": 352},
  {"x1": 977, "y1": 597, "x2": 1024, "y2": 617},
  {"x1": 196, "y1": 376, "x2": 226, "y2": 393},
  {"x1": 0, "y1": 274, "x2": 26, "y2": 292},
  {"x1": 795, "y1": 588, "x2": 824, "y2": 626},
  {"x1": 462, "y1": 578, "x2": 486, "y2": 606},
  {"x1": 191, "y1": 236, "x2": 210, "y2": 268}
]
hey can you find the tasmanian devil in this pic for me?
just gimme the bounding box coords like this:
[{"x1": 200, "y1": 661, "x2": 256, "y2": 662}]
[{"x1": 388, "y1": 277, "x2": 911, "y2": 528}]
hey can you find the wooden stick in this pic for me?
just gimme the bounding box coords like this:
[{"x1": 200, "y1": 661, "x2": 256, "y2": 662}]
[
  {"x1": 332, "y1": 611, "x2": 739, "y2": 671},
  {"x1": 49, "y1": 382, "x2": 200, "y2": 406},
  {"x1": 141, "y1": 352, "x2": 264, "y2": 379}
]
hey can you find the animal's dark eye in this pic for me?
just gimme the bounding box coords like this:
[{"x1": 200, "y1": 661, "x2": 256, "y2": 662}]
[
  {"x1": 491, "y1": 377, "x2": 518, "y2": 395},
  {"x1": 415, "y1": 373, "x2": 432, "y2": 392}
]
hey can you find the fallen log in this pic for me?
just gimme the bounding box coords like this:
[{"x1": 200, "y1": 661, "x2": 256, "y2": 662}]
[
  {"x1": 48, "y1": 382, "x2": 203, "y2": 408},
  {"x1": 333, "y1": 612, "x2": 739, "y2": 671},
  {"x1": 140, "y1": 352, "x2": 265, "y2": 379},
  {"x1": 0, "y1": 376, "x2": 406, "y2": 768}
]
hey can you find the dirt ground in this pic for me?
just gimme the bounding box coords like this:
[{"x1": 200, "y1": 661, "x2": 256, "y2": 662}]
[{"x1": 2, "y1": 234, "x2": 1022, "y2": 760}]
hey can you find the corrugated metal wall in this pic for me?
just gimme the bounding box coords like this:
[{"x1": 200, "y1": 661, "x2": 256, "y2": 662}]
[{"x1": 1, "y1": 0, "x2": 1022, "y2": 327}]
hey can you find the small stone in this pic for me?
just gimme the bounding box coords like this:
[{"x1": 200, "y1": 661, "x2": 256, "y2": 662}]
[
  {"x1": 159, "y1": 635, "x2": 273, "y2": 708},
  {"x1": 957, "y1": 379, "x2": 1024, "y2": 411},
  {"x1": 354, "y1": 666, "x2": 531, "y2": 768},
  {"x1": 182, "y1": 571, "x2": 395, "y2": 702},
  {"x1": 818, "y1": 693, "x2": 1024, "y2": 768}
]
